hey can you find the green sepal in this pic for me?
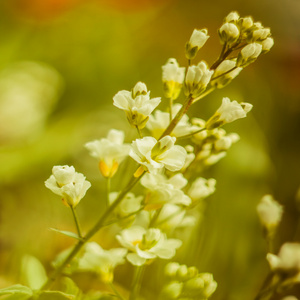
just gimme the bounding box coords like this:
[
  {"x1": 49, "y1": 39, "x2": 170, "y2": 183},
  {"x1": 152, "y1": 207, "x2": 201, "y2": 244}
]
[
  {"x1": 36, "y1": 291, "x2": 75, "y2": 300},
  {"x1": 50, "y1": 228, "x2": 84, "y2": 241},
  {"x1": 0, "y1": 284, "x2": 33, "y2": 299}
]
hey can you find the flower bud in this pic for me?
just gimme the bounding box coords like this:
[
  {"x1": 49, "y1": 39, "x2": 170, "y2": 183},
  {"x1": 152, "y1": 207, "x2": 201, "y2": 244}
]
[
  {"x1": 260, "y1": 37, "x2": 274, "y2": 53},
  {"x1": 250, "y1": 27, "x2": 271, "y2": 42},
  {"x1": 132, "y1": 81, "x2": 147, "y2": 98},
  {"x1": 225, "y1": 11, "x2": 240, "y2": 23},
  {"x1": 239, "y1": 16, "x2": 254, "y2": 31},
  {"x1": 160, "y1": 282, "x2": 183, "y2": 299},
  {"x1": 236, "y1": 43, "x2": 262, "y2": 67},
  {"x1": 218, "y1": 23, "x2": 240, "y2": 45},
  {"x1": 165, "y1": 262, "x2": 181, "y2": 278},
  {"x1": 52, "y1": 165, "x2": 76, "y2": 186},
  {"x1": 185, "y1": 29, "x2": 209, "y2": 60}
]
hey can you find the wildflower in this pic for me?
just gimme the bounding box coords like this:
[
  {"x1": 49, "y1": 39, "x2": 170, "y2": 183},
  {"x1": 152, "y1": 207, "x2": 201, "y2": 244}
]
[
  {"x1": 214, "y1": 133, "x2": 240, "y2": 151},
  {"x1": 236, "y1": 43, "x2": 262, "y2": 67},
  {"x1": 141, "y1": 173, "x2": 191, "y2": 209},
  {"x1": 260, "y1": 37, "x2": 274, "y2": 53},
  {"x1": 162, "y1": 58, "x2": 185, "y2": 100},
  {"x1": 129, "y1": 136, "x2": 187, "y2": 174},
  {"x1": 211, "y1": 59, "x2": 242, "y2": 89},
  {"x1": 116, "y1": 226, "x2": 182, "y2": 266},
  {"x1": 206, "y1": 97, "x2": 253, "y2": 130},
  {"x1": 113, "y1": 82, "x2": 161, "y2": 129},
  {"x1": 225, "y1": 11, "x2": 240, "y2": 23},
  {"x1": 250, "y1": 27, "x2": 271, "y2": 42},
  {"x1": 188, "y1": 177, "x2": 216, "y2": 202},
  {"x1": 238, "y1": 16, "x2": 254, "y2": 31},
  {"x1": 85, "y1": 129, "x2": 130, "y2": 178},
  {"x1": 78, "y1": 242, "x2": 127, "y2": 283},
  {"x1": 257, "y1": 195, "x2": 283, "y2": 231},
  {"x1": 185, "y1": 29, "x2": 209, "y2": 60},
  {"x1": 146, "y1": 104, "x2": 201, "y2": 139},
  {"x1": 45, "y1": 165, "x2": 91, "y2": 207},
  {"x1": 184, "y1": 61, "x2": 214, "y2": 98},
  {"x1": 218, "y1": 23, "x2": 240, "y2": 45}
]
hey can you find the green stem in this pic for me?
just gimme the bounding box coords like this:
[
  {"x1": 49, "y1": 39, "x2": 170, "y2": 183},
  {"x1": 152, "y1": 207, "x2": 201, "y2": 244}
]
[
  {"x1": 210, "y1": 43, "x2": 227, "y2": 70},
  {"x1": 129, "y1": 266, "x2": 145, "y2": 300},
  {"x1": 109, "y1": 282, "x2": 126, "y2": 300},
  {"x1": 192, "y1": 87, "x2": 214, "y2": 103},
  {"x1": 169, "y1": 97, "x2": 173, "y2": 122},
  {"x1": 70, "y1": 206, "x2": 82, "y2": 239},
  {"x1": 159, "y1": 95, "x2": 194, "y2": 139},
  {"x1": 41, "y1": 170, "x2": 144, "y2": 291},
  {"x1": 136, "y1": 126, "x2": 143, "y2": 138},
  {"x1": 254, "y1": 273, "x2": 280, "y2": 300},
  {"x1": 210, "y1": 67, "x2": 238, "y2": 81},
  {"x1": 106, "y1": 177, "x2": 111, "y2": 207},
  {"x1": 177, "y1": 128, "x2": 206, "y2": 140},
  {"x1": 149, "y1": 208, "x2": 162, "y2": 228}
]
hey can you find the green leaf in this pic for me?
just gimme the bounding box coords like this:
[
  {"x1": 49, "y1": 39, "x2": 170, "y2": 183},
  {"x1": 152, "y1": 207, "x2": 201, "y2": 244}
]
[
  {"x1": 60, "y1": 277, "x2": 80, "y2": 296},
  {"x1": 37, "y1": 291, "x2": 75, "y2": 300},
  {"x1": 21, "y1": 255, "x2": 48, "y2": 290},
  {"x1": 50, "y1": 228, "x2": 84, "y2": 241},
  {"x1": 0, "y1": 284, "x2": 33, "y2": 300}
]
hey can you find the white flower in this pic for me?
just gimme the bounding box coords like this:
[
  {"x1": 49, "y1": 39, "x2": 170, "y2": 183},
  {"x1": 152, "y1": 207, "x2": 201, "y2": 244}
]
[
  {"x1": 116, "y1": 226, "x2": 182, "y2": 266},
  {"x1": 260, "y1": 37, "x2": 274, "y2": 53},
  {"x1": 225, "y1": 11, "x2": 240, "y2": 23},
  {"x1": 206, "y1": 97, "x2": 253, "y2": 130},
  {"x1": 239, "y1": 16, "x2": 254, "y2": 31},
  {"x1": 141, "y1": 173, "x2": 191, "y2": 209},
  {"x1": 218, "y1": 23, "x2": 240, "y2": 45},
  {"x1": 267, "y1": 243, "x2": 300, "y2": 273},
  {"x1": 184, "y1": 61, "x2": 214, "y2": 98},
  {"x1": 188, "y1": 177, "x2": 216, "y2": 202},
  {"x1": 251, "y1": 27, "x2": 271, "y2": 42},
  {"x1": 78, "y1": 242, "x2": 127, "y2": 283},
  {"x1": 45, "y1": 165, "x2": 91, "y2": 207},
  {"x1": 185, "y1": 29, "x2": 209, "y2": 60},
  {"x1": 211, "y1": 59, "x2": 243, "y2": 88},
  {"x1": 214, "y1": 133, "x2": 240, "y2": 151},
  {"x1": 237, "y1": 43, "x2": 262, "y2": 67},
  {"x1": 162, "y1": 58, "x2": 185, "y2": 100},
  {"x1": 129, "y1": 136, "x2": 187, "y2": 174},
  {"x1": 146, "y1": 104, "x2": 201, "y2": 139},
  {"x1": 257, "y1": 195, "x2": 283, "y2": 230},
  {"x1": 113, "y1": 82, "x2": 161, "y2": 129},
  {"x1": 85, "y1": 129, "x2": 130, "y2": 178}
]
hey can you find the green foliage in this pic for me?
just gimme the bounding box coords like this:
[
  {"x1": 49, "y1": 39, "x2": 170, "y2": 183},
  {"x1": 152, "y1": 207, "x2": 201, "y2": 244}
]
[
  {"x1": 0, "y1": 284, "x2": 33, "y2": 300},
  {"x1": 36, "y1": 291, "x2": 75, "y2": 300},
  {"x1": 50, "y1": 228, "x2": 83, "y2": 241}
]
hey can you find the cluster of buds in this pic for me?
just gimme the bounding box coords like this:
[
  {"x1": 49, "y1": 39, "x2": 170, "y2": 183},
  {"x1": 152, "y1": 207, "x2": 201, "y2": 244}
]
[{"x1": 160, "y1": 262, "x2": 217, "y2": 300}]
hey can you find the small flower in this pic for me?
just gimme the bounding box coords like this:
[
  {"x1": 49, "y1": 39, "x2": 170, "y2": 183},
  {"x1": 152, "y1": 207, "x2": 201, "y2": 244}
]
[
  {"x1": 238, "y1": 16, "x2": 254, "y2": 31},
  {"x1": 224, "y1": 11, "x2": 240, "y2": 23},
  {"x1": 257, "y1": 195, "x2": 283, "y2": 231},
  {"x1": 77, "y1": 242, "x2": 127, "y2": 283},
  {"x1": 162, "y1": 58, "x2": 185, "y2": 100},
  {"x1": 214, "y1": 133, "x2": 240, "y2": 151},
  {"x1": 218, "y1": 23, "x2": 240, "y2": 45},
  {"x1": 85, "y1": 129, "x2": 130, "y2": 178},
  {"x1": 113, "y1": 82, "x2": 161, "y2": 129},
  {"x1": 185, "y1": 29, "x2": 209, "y2": 60},
  {"x1": 260, "y1": 37, "x2": 274, "y2": 53},
  {"x1": 236, "y1": 43, "x2": 262, "y2": 67},
  {"x1": 184, "y1": 61, "x2": 214, "y2": 98},
  {"x1": 129, "y1": 136, "x2": 187, "y2": 174},
  {"x1": 211, "y1": 59, "x2": 243, "y2": 89},
  {"x1": 206, "y1": 97, "x2": 253, "y2": 130},
  {"x1": 188, "y1": 177, "x2": 216, "y2": 203},
  {"x1": 116, "y1": 226, "x2": 182, "y2": 266},
  {"x1": 141, "y1": 173, "x2": 191, "y2": 209},
  {"x1": 250, "y1": 27, "x2": 271, "y2": 42},
  {"x1": 45, "y1": 165, "x2": 91, "y2": 207}
]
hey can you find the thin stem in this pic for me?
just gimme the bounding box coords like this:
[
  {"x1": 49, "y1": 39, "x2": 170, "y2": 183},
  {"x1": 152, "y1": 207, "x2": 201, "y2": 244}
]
[
  {"x1": 41, "y1": 169, "x2": 145, "y2": 291},
  {"x1": 104, "y1": 207, "x2": 145, "y2": 227},
  {"x1": 70, "y1": 206, "x2": 82, "y2": 239},
  {"x1": 192, "y1": 87, "x2": 215, "y2": 103},
  {"x1": 129, "y1": 266, "x2": 145, "y2": 300},
  {"x1": 106, "y1": 177, "x2": 111, "y2": 207},
  {"x1": 109, "y1": 282, "x2": 126, "y2": 300},
  {"x1": 169, "y1": 97, "x2": 173, "y2": 122},
  {"x1": 210, "y1": 67, "x2": 238, "y2": 81},
  {"x1": 149, "y1": 208, "x2": 162, "y2": 228},
  {"x1": 177, "y1": 128, "x2": 206, "y2": 140},
  {"x1": 136, "y1": 126, "x2": 143, "y2": 138},
  {"x1": 210, "y1": 43, "x2": 227, "y2": 70},
  {"x1": 254, "y1": 273, "x2": 280, "y2": 300}
]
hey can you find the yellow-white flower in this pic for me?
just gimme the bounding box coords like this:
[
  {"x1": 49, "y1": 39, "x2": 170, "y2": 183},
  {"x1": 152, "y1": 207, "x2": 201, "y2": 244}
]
[
  {"x1": 185, "y1": 29, "x2": 209, "y2": 60},
  {"x1": 116, "y1": 226, "x2": 182, "y2": 266},
  {"x1": 78, "y1": 242, "x2": 127, "y2": 283},
  {"x1": 184, "y1": 61, "x2": 214, "y2": 98},
  {"x1": 45, "y1": 165, "x2": 91, "y2": 207},
  {"x1": 218, "y1": 23, "x2": 240, "y2": 45},
  {"x1": 225, "y1": 11, "x2": 240, "y2": 23},
  {"x1": 113, "y1": 82, "x2": 161, "y2": 129},
  {"x1": 162, "y1": 58, "x2": 185, "y2": 100},
  {"x1": 237, "y1": 43, "x2": 262, "y2": 67},
  {"x1": 257, "y1": 195, "x2": 283, "y2": 230},
  {"x1": 129, "y1": 136, "x2": 187, "y2": 174},
  {"x1": 85, "y1": 129, "x2": 131, "y2": 178},
  {"x1": 188, "y1": 177, "x2": 216, "y2": 202},
  {"x1": 206, "y1": 97, "x2": 253, "y2": 130},
  {"x1": 260, "y1": 37, "x2": 274, "y2": 53}
]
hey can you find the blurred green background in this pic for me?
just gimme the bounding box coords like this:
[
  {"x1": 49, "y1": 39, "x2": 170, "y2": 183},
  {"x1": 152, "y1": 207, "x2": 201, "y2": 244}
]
[{"x1": 0, "y1": 0, "x2": 300, "y2": 299}]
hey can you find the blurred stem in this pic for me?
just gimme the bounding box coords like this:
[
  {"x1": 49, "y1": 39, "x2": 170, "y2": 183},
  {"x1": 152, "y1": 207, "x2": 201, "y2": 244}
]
[
  {"x1": 41, "y1": 169, "x2": 145, "y2": 291},
  {"x1": 149, "y1": 207, "x2": 162, "y2": 228},
  {"x1": 169, "y1": 97, "x2": 173, "y2": 122},
  {"x1": 254, "y1": 273, "x2": 281, "y2": 300},
  {"x1": 177, "y1": 128, "x2": 206, "y2": 140},
  {"x1": 106, "y1": 177, "x2": 111, "y2": 207},
  {"x1": 210, "y1": 67, "x2": 237, "y2": 81},
  {"x1": 109, "y1": 282, "x2": 126, "y2": 300},
  {"x1": 70, "y1": 206, "x2": 82, "y2": 239},
  {"x1": 192, "y1": 87, "x2": 214, "y2": 103},
  {"x1": 129, "y1": 266, "x2": 145, "y2": 300},
  {"x1": 136, "y1": 126, "x2": 143, "y2": 138},
  {"x1": 210, "y1": 43, "x2": 227, "y2": 70}
]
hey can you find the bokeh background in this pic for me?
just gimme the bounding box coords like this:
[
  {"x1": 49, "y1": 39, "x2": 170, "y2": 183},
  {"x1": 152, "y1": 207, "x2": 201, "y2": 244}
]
[{"x1": 0, "y1": 0, "x2": 300, "y2": 299}]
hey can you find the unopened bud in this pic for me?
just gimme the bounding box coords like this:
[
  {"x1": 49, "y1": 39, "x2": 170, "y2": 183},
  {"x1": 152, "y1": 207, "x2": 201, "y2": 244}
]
[{"x1": 218, "y1": 23, "x2": 240, "y2": 45}]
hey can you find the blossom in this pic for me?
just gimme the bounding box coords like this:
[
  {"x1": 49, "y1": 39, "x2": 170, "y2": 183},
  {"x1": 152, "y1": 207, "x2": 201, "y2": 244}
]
[
  {"x1": 184, "y1": 61, "x2": 214, "y2": 98},
  {"x1": 188, "y1": 177, "x2": 216, "y2": 202},
  {"x1": 237, "y1": 43, "x2": 262, "y2": 67},
  {"x1": 214, "y1": 133, "x2": 240, "y2": 151},
  {"x1": 218, "y1": 23, "x2": 240, "y2": 45},
  {"x1": 116, "y1": 226, "x2": 182, "y2": 266},
  {"x1": 129, "y1": 136, "x2": 187, "y2": 174},
  {"x1": 77, "y1": 242, "x2": 127, "y2": 283},
  {"x1": 141, "y1": 173, "x2": 191, "y2": 209},
  {"x1": 260, "y1": 37, "x2": 274, "y2": 53},
  {"x1": 162, "y1": 58, "x2": 185, "y2": 100},
  {"x1": 113, "y1": 82, "x2": 161, "y2": 129},
  {"x1": 206, "y1": 97, "x2": 253, "y2": 130},
  {"x1": 85, "y1": 129, "x2": 130, "y2": 178},
  {"x1": 225, "y1": 11, "x2": 240, "y2": 23},
  {"x1": 185, "y1": 29, "x2": 209, "y2": 60},
  {"x1": 45, "y1": 165, "x2": 91, "y2": 207},
  {"x1": 146, "y1": 104, "x2": 201, "y2": 139},
  {"x1": 257, "y1": 195, "x2": 283, "y2": 230}
]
